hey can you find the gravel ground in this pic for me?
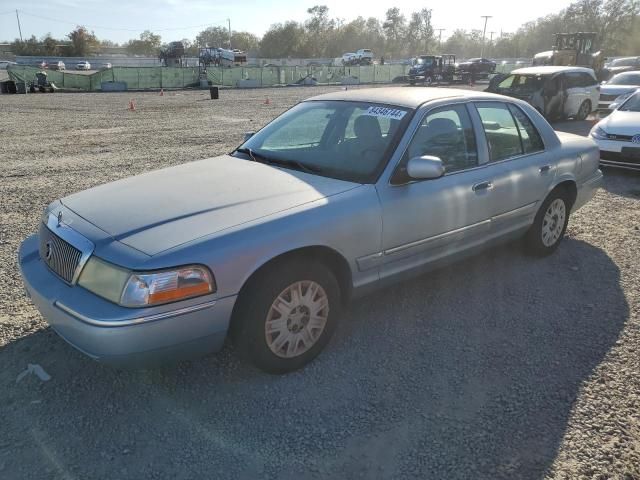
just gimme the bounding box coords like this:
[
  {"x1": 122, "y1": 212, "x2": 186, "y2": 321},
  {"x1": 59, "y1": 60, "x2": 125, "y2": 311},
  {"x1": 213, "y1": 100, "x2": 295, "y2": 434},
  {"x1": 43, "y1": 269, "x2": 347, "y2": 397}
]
[{"x1": 0, "y1": 86, "x2": 639, "y2": 480}]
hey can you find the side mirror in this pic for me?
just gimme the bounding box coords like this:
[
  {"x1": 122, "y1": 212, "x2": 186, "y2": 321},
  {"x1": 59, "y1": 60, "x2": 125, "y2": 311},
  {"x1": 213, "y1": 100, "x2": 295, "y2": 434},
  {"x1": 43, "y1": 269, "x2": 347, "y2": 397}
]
[
  {"x1": 407, "y1": 156, "x2": 445, "y2": 180},
  {"x1": 243, "y1": 131, "x2": 255, "y2": 142}
]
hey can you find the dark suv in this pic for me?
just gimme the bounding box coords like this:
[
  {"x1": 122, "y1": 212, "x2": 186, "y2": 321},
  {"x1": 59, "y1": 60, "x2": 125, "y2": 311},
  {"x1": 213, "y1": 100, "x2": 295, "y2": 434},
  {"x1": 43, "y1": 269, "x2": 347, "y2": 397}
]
[{"x1": 457, "y1": 58, "x2": 496, "y2": 76}]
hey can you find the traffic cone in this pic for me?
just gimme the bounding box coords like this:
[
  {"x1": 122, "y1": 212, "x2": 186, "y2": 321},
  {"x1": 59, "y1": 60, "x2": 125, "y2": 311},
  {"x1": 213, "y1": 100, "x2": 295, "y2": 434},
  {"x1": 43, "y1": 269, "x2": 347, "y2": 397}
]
[
  {"x1": 159, "y1": 89, "x2": 164, "y2": 96},
  {"x1": 128, "y1": 99, "x2": 136, "y2": 111},
  {"x1": 264, "y1": 97, "x2": 270, "y2": 105}
]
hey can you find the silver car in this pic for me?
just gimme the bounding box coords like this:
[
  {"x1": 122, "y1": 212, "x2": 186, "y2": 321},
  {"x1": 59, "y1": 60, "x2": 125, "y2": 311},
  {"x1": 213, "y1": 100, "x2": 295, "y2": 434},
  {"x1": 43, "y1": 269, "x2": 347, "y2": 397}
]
[{"x1": 19, "y1": 88, "x2": 603, "y2": 373}]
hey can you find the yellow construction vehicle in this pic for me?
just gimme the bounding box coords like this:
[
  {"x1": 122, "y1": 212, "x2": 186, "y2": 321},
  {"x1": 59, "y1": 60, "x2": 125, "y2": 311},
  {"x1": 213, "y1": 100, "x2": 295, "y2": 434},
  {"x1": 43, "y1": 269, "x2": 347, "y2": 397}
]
[{"x1": 532, "y1": 32, "x2": 605, "y2": 77}]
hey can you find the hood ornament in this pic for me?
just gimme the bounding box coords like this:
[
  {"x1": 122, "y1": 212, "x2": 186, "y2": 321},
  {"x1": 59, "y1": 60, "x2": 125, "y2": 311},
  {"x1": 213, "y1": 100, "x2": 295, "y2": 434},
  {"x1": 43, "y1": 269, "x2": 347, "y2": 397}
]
[{"x1": 57, "y1": 211, "x2": 63, "y2": 227}]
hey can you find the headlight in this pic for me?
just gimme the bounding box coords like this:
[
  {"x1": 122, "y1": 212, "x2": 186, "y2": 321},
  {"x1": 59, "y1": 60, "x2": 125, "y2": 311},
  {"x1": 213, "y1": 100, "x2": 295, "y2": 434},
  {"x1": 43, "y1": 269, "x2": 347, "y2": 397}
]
[
  {"x1": 120, "y1": 266, "x2": 214, "y2": 307},
  {"x1": 590, "y1": 125, "x2": 608, "y2": 140},
  {"x1": 78, "y1": 258, "x2": 215, "y2": 308}
]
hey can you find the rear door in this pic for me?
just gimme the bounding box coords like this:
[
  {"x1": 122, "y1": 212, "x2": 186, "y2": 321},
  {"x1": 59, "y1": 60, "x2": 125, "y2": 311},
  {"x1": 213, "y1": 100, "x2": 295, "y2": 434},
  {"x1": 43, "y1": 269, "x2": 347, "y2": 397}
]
[
  {"x1": 473, "y1": 101, "x2": 555, "y2": 236},
  {"x1": 564, "y1": 72, "x2": 586, "y2": 117},
  {"x1": 581, "y1": 71, "x2": 600, "y2": 112}
]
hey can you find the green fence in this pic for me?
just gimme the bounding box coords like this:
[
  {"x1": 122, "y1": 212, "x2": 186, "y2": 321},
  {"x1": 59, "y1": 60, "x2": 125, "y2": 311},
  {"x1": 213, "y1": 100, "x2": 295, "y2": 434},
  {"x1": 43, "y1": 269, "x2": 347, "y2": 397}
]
[{"x1": 7, "y1": 64, "x2": 410, "y2": 92}]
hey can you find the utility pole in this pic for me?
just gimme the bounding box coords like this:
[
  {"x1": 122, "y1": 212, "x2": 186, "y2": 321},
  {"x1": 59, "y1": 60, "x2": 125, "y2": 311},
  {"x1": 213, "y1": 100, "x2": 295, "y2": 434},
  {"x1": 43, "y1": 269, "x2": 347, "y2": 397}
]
[
  {"x1": 489, "y1": 31, "x2": 496, "y2": 56},
  {"x1": 227, "y1": 18, "x2": 232, "y2": 49},
  {"x1": 480, "y1": 15, "x2": 492, "y2": 57},
  {"x1": 435, "y1": 29, "x2": 445, "y2": 49},
  {"x1": 16, "y1": 9, "x2": 23, "y2": 42}
]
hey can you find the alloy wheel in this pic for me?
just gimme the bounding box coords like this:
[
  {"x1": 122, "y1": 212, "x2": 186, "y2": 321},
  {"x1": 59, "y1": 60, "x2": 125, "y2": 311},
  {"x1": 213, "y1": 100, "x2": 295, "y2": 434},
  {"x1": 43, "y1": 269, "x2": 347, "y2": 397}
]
[
  {"x1": 541, "y1": 198, "x2": 566, "y2": 247},
  {"x1": 265, "y1": 280, "x2": 329, "y2": 358}
]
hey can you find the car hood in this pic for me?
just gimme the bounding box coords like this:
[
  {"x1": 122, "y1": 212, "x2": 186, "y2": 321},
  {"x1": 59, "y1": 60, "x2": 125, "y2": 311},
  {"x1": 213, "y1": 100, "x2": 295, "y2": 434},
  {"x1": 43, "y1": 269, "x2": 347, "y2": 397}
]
[
  {"x1": 62, "y1": 155, "x2": 360, "y2": 256},
  {"x1": 606, "y1": 66, "x2": 634, "y2": 74},
  {"x1": 600, "y1": 111, "x2": 640, "y2": 136},
  {"x1": 601, "y1": 85, "x2": 639, "y2": 96}
]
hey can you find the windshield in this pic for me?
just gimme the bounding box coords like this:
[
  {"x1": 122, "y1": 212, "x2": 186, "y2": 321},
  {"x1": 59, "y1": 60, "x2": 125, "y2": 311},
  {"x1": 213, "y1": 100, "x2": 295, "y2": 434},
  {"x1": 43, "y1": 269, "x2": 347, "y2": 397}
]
[
  {"x1": 236, "y1": 101, "x2": 411, "y2": 183},
  {"x1": 608, "y1": 73, "x2": 640, "y2": 86},
  {"x1": 498, "y1": 74, "x2": 545, "y2": 92},
  {"x1": 416, "y1": 57, "x2": 434, "y2": 66},
  {"x1": 611, "y1": 58, "x2": 638, "y2": 67},
  {"x1": 618, "y1": 92, "x2": 640, "y2": 112}
]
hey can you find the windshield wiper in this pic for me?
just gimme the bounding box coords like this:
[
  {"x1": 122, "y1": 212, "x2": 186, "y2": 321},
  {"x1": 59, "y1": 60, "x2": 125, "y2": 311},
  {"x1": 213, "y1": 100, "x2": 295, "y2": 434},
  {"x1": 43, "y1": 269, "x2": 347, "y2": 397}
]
[
  {"x1": 263, "y1": 157, "x2": 322, "y2": 174},
  {"x1": 234, "y1": 147, "x2": 321, "y2": 174}
]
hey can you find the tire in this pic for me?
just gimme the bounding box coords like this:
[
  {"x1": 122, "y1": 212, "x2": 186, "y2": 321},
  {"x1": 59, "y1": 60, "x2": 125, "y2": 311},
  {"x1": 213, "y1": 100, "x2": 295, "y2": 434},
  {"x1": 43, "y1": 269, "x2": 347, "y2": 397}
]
[
  {"x1": 575, "y1": 100, "x2": 591, "y2": 121},
  {"x1": 425, "y1": 76, "x2": 433, "y2": 86},
  {"x1": 409, "y1": 80, "x2": 415, "y2": 86},
  {"x1": 524, "y1": 189, "x2": 571, "y2": 256},
  {"x1": 231, "y1": 260, "x2": 341, "y2": 374}
]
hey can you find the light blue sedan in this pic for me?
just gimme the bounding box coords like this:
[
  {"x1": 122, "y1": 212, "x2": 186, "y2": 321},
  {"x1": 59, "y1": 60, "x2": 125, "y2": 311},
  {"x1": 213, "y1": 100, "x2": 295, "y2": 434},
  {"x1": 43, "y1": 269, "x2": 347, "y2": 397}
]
[{"x1": 19, "y1": 88, "x2": 602, "y2": 373}]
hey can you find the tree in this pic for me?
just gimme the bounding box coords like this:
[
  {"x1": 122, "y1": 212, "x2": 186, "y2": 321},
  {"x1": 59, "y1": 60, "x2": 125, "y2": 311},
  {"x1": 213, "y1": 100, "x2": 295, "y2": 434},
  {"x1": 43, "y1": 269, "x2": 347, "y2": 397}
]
[
  {"x1": 382, "y1": 8, "x2": 406, "y2": 57},
  {"x1": 42, "y1": 34, "x2": 59, "y2": 56},
  {"x1": 195, "y1": 26, "x2": 231, "y2": 48},
  {"x1": 304, "y1": 5, "x2": 335, "y2": 56},
  {"x1": 194, "y1": 26, "x2": 258, "y2": 52},
  {"x1": 125, "y1": 30, "x2": 162, "y2": 56},
  {"x1": 260, "y1": 21, "x2": 308, "y2": 58},
  {"x1": 406, "y1": 9, "x2": 434, "y2": 54},
  {"x1": 67, "y1": 26, "x2": 99, "y2": 56}
]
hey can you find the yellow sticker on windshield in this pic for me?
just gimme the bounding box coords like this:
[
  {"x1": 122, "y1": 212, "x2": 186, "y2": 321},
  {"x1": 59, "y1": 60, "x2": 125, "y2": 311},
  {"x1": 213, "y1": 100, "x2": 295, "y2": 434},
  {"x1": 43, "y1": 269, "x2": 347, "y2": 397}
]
[{"x1": 365, "y1": 106, "x2": 407, "y2": 120}]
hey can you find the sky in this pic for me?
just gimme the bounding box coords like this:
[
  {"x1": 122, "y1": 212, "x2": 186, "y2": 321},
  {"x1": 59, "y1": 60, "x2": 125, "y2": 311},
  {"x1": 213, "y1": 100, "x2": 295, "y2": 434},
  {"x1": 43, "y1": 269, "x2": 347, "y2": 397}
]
[{"x1": 0, "y1": 0, "x2": 576, "y2": 44}]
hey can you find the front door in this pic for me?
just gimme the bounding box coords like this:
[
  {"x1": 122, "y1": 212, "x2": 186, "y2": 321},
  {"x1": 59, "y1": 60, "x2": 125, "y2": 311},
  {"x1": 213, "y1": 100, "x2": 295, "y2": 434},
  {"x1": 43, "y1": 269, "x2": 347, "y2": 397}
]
[{"x1": 376, "y1": 103, "x2": 494, "y2": 280}]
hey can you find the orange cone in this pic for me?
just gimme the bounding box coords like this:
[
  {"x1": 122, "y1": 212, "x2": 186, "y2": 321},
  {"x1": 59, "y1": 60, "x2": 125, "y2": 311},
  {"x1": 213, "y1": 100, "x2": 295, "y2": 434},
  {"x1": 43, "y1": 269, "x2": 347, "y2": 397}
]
[
  {"x1": 160, "y1": 89, "x2": 164, "y2": 96},
  {"x1": 264, "y1": 97, "x2": 270, "y2": 105},
  {"x1": 128, "y1": 99, "x2": 136, "y2": 111}
]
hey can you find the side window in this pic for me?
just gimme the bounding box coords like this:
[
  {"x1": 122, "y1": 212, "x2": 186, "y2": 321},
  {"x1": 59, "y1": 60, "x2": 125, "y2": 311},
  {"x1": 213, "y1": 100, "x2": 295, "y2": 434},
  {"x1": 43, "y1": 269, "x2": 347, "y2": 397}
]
[
  {"x1": 581, "y1": 73, "x2": 597, "y2": 87},
  {"x1": 507, "y1": 104, "x2": 545, "y2": 154},
  {"x1": 405, "y1": 104, "x2": 478, "y2": 174},
  {"x1": 564, "y1": 72, "x2": 579, "y2": 88},
  {"x1": 475, "y1": 102, "x2": 523, "y2": 161}
]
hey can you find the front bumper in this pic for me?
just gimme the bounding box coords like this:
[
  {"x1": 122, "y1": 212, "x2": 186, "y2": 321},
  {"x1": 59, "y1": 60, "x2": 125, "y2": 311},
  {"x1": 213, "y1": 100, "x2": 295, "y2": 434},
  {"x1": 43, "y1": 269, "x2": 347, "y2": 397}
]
[
  {"x1": 594, "y1": 139, "x2": 640, "y2": 171},
  {"x1": 19, "y1": 234, "x2": 236, "y2": 368}
]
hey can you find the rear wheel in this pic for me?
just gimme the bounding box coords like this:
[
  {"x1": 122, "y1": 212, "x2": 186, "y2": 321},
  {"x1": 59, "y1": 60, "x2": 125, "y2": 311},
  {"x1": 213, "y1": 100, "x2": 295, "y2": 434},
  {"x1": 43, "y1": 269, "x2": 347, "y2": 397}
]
[
  {"x1": 575, "y1": 100, "x2": 591, "y2": 121},
  {"x1": 425, "y1": 76, "x2": 433, "y2": 86},
  {"x1": 231, "y1": 260, "x2": 341, "y2": 374},
  {"x1": 524, "y1": 190, "x2": 571, "y2": 256}
]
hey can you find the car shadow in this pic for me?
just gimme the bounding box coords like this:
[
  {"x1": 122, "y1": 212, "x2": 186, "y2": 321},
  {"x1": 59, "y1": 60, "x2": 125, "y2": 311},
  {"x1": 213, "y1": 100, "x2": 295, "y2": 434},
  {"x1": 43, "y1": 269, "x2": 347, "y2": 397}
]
[{"x1": 0, "y1": 239, "x2": 628, "y2": 479}]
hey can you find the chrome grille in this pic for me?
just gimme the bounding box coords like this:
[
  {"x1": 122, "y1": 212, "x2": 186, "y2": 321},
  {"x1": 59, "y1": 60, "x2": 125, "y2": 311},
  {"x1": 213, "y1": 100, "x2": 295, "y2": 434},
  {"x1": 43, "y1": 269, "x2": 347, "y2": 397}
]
[{"x1": 39, "y1": 223, "x2": 83, "y2": 283}]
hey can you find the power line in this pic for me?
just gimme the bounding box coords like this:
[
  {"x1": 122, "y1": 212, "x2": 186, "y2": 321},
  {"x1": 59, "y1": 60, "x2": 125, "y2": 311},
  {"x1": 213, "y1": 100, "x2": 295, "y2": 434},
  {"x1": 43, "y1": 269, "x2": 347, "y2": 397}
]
[{"x1": 14, "y1": 10, "x2": 223, "y2": 33}]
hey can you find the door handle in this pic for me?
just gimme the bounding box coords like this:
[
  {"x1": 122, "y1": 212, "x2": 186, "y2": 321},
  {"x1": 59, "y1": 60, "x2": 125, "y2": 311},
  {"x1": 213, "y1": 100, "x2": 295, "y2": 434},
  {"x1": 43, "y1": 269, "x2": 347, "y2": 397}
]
[
  {"x1": 472, "y1": 181, "x2": 493, "y2": 192},
  {"x1": 539, "y1": 164, "x2": 552, "y2": 173}
]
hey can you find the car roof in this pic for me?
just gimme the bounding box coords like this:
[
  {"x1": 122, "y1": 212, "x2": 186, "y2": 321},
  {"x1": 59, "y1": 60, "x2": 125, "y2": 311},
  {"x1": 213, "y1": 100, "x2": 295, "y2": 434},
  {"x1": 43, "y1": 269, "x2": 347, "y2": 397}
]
[
  {"x1": 511, "y1": 66, "x2": 594, "y2": 75},
  {"x1": 307, "y1": 87, "x2": 513, "y2": 109}
]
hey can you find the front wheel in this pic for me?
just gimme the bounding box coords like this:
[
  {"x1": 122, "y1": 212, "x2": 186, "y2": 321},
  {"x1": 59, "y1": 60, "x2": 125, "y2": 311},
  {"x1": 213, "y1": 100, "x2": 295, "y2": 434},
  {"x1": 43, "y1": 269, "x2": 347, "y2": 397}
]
[
  {"x1": 524, "y1": 191, "x2": 571, "y2": 256},
  {"x1": 231, "y1": 261, "x2": 341, "y2": 374}
]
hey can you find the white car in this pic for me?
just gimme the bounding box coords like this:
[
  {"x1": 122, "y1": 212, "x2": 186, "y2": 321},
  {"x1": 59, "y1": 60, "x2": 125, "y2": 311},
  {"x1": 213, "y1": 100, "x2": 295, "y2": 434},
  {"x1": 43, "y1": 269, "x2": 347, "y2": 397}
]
[
  {"x1": 598, "y1": 71, "x2": 640, "y2": 110},
  {"x1": 355, "y1": 48, "x2": 373, "y2": 65},
  {"x1": 341, "y1": 52, "x2": 357, "y2": 65},
  {"x1": 76, "y1": 61, "x2": 91, "y2": 71},
  {"x1": 590, "y1": 90, "x2": 640, "y2": 171},
  {"x1": 493, "y1": 66, "x2": 600, "y2": 121}
]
